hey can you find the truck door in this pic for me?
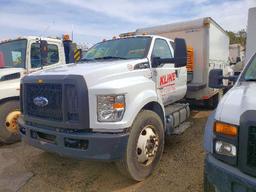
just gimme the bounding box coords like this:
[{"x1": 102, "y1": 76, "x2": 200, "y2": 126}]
[
  {"x1": 151, "y1": 38, "x2": 178, "y2": 105},
  {"x1": 28, "y1": 40, "x2": 62, "y2": 72}
]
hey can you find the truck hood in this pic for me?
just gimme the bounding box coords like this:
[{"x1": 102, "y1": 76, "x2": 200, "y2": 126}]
[
  {"x1": 0, "y1": 68, "x2": 25, "y2": 81},
  {"x1": 215, "y1": 82, "x2": 256, "y2": 125},
  {"x1": 29, "y1": 59, "x2": 149, "y2": 87}
]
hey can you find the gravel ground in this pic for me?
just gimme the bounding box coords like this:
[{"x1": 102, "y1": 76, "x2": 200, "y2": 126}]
[{"x1": 0, "y1": 110, "x2": 211, "y2": 192}]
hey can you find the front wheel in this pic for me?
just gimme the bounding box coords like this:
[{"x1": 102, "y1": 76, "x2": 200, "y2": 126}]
[
  {"x1": 116, "y1": 110, "x2": 164, "y2": 181},
  {"x1": 0, "y1": 100, "x2": 21, "y2": 144}
]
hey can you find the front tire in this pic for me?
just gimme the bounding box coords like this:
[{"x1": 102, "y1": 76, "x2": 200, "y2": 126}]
[
  {"x1": 0, "y1": 100, "x2": 21, "y2": 144},
  {"x1": 116, "y1": 110, "x2": 164, "y2": 181}
]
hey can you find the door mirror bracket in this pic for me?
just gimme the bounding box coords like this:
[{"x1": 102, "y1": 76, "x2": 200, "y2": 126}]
[{"x1": 40, "y1": 40, "x2": 48, "y2": 67}]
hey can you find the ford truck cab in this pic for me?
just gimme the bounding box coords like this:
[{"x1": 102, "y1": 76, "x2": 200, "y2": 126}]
[
  {"x1": 204, "y1": 53, "x2": 256, "y2": 191},
  {"x1": 0, "y1": 35, "x2": 80, "y2": 143},
  {"x1": 19, "y1": 35, "x2": 189, "y2": 180}
]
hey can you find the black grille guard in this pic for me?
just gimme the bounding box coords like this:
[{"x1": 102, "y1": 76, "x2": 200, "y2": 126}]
[{"x1": 21, "y1": 75, "x2": 90, "y2": 130}]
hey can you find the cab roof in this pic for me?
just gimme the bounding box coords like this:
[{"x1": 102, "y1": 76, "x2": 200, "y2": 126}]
[
  {"x1": 117, "y1": 34, "x2": 174, "y2": 42},
  {"x1": 0, "y1": 36, "x2": 62, "y2": 44}
]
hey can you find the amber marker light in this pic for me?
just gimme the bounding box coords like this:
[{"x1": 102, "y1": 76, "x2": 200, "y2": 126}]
[
  {"x1": 37, "y1": 79, "x2": 44, "y2": 84},
  {"x1": 112, "y1": 102, "x2": 125, "y2": 109},
  {"x1": 214, "y1": 122, "x2": 238, "y2": 137}
]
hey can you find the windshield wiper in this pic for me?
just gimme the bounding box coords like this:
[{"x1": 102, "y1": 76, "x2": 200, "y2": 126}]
[
  {"x1": 245, "y1": 78, "x2": 256, "y2": 81},
  {"x1": 79, "y1": 58, "x2": 94, "y2": 62},
  {"x1": 94, "y1": 56, "x2": 128, "y2": 60}
]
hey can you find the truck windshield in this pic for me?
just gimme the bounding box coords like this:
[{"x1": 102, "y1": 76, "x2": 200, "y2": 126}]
[
  {"x1": 242, "y1": 54, "x2": 256, "y2": 81},
  {"x1": 81, "y1": 37, "x2": 151, "y2": 61},
  {"x1": 0, "y1": 39, "x2": 27, "y2": 69}
]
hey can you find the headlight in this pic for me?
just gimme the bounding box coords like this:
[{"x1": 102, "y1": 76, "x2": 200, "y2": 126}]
[
  {"x1": 215, "y1": 140, "x2": 237, "y2": 157},
  {"x1": 97, "y1": 95, "x2": 125, "y2": 122}
]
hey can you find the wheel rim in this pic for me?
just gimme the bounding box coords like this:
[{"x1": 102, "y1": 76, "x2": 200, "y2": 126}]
[
  {"x1": 5, "y1": 111, "x2": 21, "y2": 134},
  {"x1": 136, "y1": 125, "x2": 159, "y2": 166}
]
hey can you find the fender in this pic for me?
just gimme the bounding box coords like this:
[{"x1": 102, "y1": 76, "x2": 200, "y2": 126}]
[
  {"x1": 204, "y1": 110, "x2": 216, "y2": 153},
  {"x1": 0, "y1": 81, "x2": 20, "y2": 101},
  {"x1": 0, "y1": 96, "x2": 20, "y2": 105},
  {"x1": 89, "y1": 76, "x2": 163, "y2": 131},
  {"x1": 125, "y1": 89, "x2": 164, "y2": 128}
]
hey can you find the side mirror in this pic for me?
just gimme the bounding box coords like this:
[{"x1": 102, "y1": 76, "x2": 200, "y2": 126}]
[
  {"x1": 209, "y1": 69, "x2": 239, "y2": 89},
  {"x1": 151, "y1": 57, "x2": 161, "y2": 68},
  {"x1": 209, "y1": 69, "x2": 224, "y2": 88},
  {"x1": 40, "y1": 40, "x2": 48, "y2": 66},
  {"x1": 174, "y1": 38, "x2": 187, "y2": 68},
  {"x1": 151, "y1": 56, "x2": 175, "y2": 68}
]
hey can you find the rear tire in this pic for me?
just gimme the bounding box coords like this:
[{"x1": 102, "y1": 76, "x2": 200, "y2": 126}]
[
  {"x1": 116, "y1": 110, "x2": 164, "y2": 181},
  {"x1": 0, "y1": 100, "x2": 21, "y2": 144}
]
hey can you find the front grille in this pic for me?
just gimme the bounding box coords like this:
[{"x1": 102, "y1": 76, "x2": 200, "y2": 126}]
[
  {"x1": 65, "y1": 84, "x2": 79, "y2": 121},
  {"x1": 22, "y1": 75, "x2": 90, "y2": 130},
  {"x1": 25, "y1": 83, "x2": 63, "y2": 121},
  {"x1": 20, "y1": 84, "x2": 23, "y2": 113},
  {"x1": 247, "y1": 126, "x2": 256, "y2": 168}
]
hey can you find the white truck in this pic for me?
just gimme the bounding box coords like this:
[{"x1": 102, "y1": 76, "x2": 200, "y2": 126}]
[
  {"x1": 0, "y1": 35, "x2": 81, "y2": 143},
  {"x1": 19, "y1": 34, "x2": 226, "y2": 181},
  {"x1": 204, "y1": 52, "x2": 256, "y2": 192},
  {"x1": 19, "y1": 35, "x2": 189, "y2": 180},
  {"x1": 204, "y1": 7, "x2": 256, "y2": 192},
  {"x1": 134, "y1": 17, "x2": 231, "y2": 107}
]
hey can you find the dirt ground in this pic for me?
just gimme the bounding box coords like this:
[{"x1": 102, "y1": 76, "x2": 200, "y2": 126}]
[{"x1": 0, "y1": 110, "x2": 211, "y2": 192}]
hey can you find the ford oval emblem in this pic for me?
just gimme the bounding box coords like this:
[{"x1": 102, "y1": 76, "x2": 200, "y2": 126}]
[{"x1": 33, "y1": 96, "x2": 48, "y2": 107}]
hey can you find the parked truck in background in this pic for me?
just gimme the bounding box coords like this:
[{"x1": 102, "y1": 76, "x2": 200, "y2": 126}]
[
  {"x1": 134, "y1": 17, "x2": 231, "y2": 108},
  {"x1": 229, "y1": 44, "x2": 245, "y2": 75},
  {"x1": 0, "y1": 35, "x2": 81, "y2": 143},
  {"x1": 204, "y1": 8, "x2": 256, "y2": 192},
  {"x1": 229, "y1": 44, "x2": 245, "y2": 64}
]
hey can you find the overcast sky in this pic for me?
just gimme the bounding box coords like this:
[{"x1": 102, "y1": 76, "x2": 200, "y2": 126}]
[{"x1": 0, "y1": 0, "x2": 255, "y2": 45}]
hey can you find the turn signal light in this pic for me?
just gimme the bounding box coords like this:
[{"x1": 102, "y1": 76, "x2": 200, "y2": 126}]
[
  {"x1": 37, "y1": 79, "x2": 44, "y2": 84},
  {"x1": 112, "y1": 102, "x2": 125, "y2": 109},
  {"x1": 214, "y1": 122, "x2": 237, "y2": 137}
]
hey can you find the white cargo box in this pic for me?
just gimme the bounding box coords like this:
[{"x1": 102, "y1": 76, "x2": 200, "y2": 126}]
[
  {"x1": 246, "y1": 7, "x2": 256, "y2": 63},
  {"x1": 136, "y1": 17, "x2": 230, "y2": 101}
]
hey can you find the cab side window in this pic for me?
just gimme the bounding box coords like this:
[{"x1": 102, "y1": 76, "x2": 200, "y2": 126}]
[
  {"x1": 47, "y1": 44, "x2": 59, "y2": 64},
  {"x1": 152, "y1": 39, "x2": 173, "y2": 60},
  {"x1": 31, "y1": 43, "x2": 59, "y2": 68}
]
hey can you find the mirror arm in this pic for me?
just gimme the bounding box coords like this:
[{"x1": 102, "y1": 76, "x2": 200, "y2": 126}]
[
  {"x1": 222, "y1": 75, "x2": 238, "y2": 82},
  {"x1": 160, "y1": 58, "x2": 175, "y2": 64}
]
